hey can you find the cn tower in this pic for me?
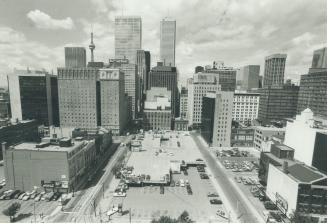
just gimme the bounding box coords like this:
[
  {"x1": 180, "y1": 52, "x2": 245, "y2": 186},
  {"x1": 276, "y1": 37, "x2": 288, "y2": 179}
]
[{"x1": 89, "y1": 32, "x2": 95, "y2": 62}]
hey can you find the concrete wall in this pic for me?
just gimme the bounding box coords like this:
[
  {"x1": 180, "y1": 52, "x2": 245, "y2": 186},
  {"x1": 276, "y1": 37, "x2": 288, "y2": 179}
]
[
  {"x1": 5, "y1": 149, "x2": 69, "y2": 191},
  {"x1": 266, "y1": 164, "x2": 299, "y2": 217}
]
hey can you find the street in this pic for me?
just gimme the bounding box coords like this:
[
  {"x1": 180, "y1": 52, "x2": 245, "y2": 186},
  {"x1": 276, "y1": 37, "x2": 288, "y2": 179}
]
[{"x1": 191, "y1": 133, "x2": 264, "y2": 223}]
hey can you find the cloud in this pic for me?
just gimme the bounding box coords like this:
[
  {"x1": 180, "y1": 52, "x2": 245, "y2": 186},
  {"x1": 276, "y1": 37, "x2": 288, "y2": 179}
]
[{"x1": 27, "y1": 9, "x2": 75, "y2": 30}]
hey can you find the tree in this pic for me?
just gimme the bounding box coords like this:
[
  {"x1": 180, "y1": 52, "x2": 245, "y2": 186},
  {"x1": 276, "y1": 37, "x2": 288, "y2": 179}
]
[
  {"x1": 179, "y1": 211, "x2": 190, "y2": 222},
  {"x1": 3, "y1": 202, "x2": 21, "y2": 222},
  {"x1": 151, "y1": 216, "x2": 178, "y2": 223}
]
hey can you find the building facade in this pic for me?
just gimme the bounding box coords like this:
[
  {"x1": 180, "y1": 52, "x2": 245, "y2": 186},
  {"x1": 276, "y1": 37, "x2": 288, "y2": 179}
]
[
  {"x1": 311, "y1": 47, "x2": 327, "y2": 69},
  {"x1": 109, "y1": 59, "x2": 139, "y2": 119},
  {"x1": 258, "y1": 85, "x2": 299, "y2": 124},
  {"x1": 263, "y1": 54, "x2": 287, "y2": 88},
  {"x1": 148, "y1": 63, "x2": 178, "y2": 117},
  {"x1": 57, "y1": 67, "x2": 100, "y2": 129},
  {"x1": 2, "y1": 138, "x2": 96, "y2": 193},
  {"x1": 179, "y1": 87, "x2": 188, "y2": 119},
  {"x1": 115, "y1": 16, "x2": 142, "y2": 64},
  {"x1": 201, "y1": 92, "x2": 234, "y2": 147},
  {"x1": 99, "y1": 68, "x2": 128, "y2": 135},
  {"x1": 297, "y1": 71, "x2": 327, "y2": 120},
  {"x1": 0, "y1": 120, "x2": 39, "y2": 159},
  {"x1": 231, "y1": 126, "x2": 254, "y2": 147},
  {"x1": 233, "y1": 91, "x2": 260, "y2": 125},
  {"x1": 160, "y1": 18, "x2": 176, "y2": 67},
  {"x1": 65, "y1": 47, "x2": 86, "y2": 68},
  {"x1": 8, "y1": 69, "x2": 59, "y2": 126},
  {"x1": 187, "y1": 73, "x2": 220, "y2": 128},
  {"x1": 253, "y1": 126, "x2": 285, "y2": 151},
  {"x1": 284, "y1": 108, "x2": 327, "y2": 172},
  {"x1": 143, "y1": 87, "x2": 172, "y2": 130},
  {"x1": 204, "y1": 65, "x2": 237, "y2": 91},
  {"x1": 239, "y1": 65, "x2": 260, "y2": 90}
]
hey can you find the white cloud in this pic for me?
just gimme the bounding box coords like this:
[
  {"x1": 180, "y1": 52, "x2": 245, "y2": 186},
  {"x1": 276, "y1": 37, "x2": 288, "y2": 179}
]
[{"x1": 27, "y1": 9, "x2": 74, "y2": 30}]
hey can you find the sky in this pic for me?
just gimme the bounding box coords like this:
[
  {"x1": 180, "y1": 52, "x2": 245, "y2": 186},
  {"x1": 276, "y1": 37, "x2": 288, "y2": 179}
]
[{"x1": 1, "y1": 0, "x2": 327, "y2": 87}]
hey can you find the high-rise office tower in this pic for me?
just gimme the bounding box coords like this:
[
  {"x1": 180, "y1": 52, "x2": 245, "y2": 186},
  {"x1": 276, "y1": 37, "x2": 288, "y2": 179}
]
[
  {"x1": 297, "y1": 48, "x2": 327, "y2": 119},
  {"x1": 8, "y1": 69, "x2": 59, "y2": 126},
  {"x1": 187, "y1": 73, "x2": 220, "y2": 128},
  {"x1": 99, "y1": 68, "x2": 128, "y2": 134},
  {"x1": 57, "y1": 67, "x2": 100, "y2": 129},
  {"x1": 160, "y1": 18, "x2": 176, "y2": 66},
  {"x1": 204, "y1": 63, "x2": 237, "y2": 91},
  {"x1": 136, "y1": 50, "x2": 151, "y2": 110},
  {"x1": 108, "y1": 59, "x2": 138, "y2": 119},
  {"x1": 148, "y1": 63, "x2": 178, "y2": 117},
  {"x1": 263, "y1": 54, "x2": 287, "y2": 87},
  {"x1": 179, "y1": 87, "x2": 188, "y2": 119},
  {"x1": 115, "y1": 16, "x2": 142, "y2": 64},
  {"x1": 233, "y1": 91, "x2": 260, "y2": 125},
  {"x1": 240, "y1": 65, "x2": 260, "y2": 90},
  {"x1": 311, "y1": 47, "x2": 327, "y2": 69},
  {"x1": 65, "y1": 47, "x2": 87, "y2": 68},
  {"x1": 258, "y1": 85, "x2": 299, "y2": 124},
  {"x1": 201, "y1": 91, "x2": 234, "y2": 147}
]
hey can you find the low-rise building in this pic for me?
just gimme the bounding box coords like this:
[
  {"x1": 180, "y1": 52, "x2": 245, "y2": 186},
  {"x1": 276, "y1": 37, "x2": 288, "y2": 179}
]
[
  {"x1": 0, "y1": 120, "x2": 40, "y2": 159},
  {"x1": 266, "y1": 162, "x2": 327, "y2": 220},
  {"x1": 253, "y1": 125, "x2": 285, "y2": 151},
  {"x1": 231, "y1": 125, "x2": 254, "y2": 147},
  {"x1": 2, "y1": 137, "x2": 97, "y2": 193},
  {"x1": 174, "y1": 118, "x2": 188, "y2": 131},
  {"x1": 258, "y1": 143, "x2": 295, "y2": 185},
  {"x1": 143, "y1": 88, "x2": 172, "y2": 131}
]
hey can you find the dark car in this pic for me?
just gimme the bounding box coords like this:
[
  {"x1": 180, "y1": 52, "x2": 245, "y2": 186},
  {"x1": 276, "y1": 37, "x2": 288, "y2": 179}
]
[
  {"x1": 196, "y1": 158, "x2": 203, "y2": 162},
  {"x1": 183, "y1": 170, "x2": 188, "y2": 176},
  {"x1": 210, "y1": 199, "x2": 223, "y2": 205},
  {"x1": 207, "y1": 192, "x2": 219, "y2": 197},
  {"x1": 14, "y1": 191, "x2": 24, "y2": 199}
]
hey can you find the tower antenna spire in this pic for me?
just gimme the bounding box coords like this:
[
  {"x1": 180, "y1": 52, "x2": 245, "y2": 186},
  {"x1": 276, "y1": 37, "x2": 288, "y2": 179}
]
[{"x1": 89, "y1": 24, "x2": 95, "y2": 62}]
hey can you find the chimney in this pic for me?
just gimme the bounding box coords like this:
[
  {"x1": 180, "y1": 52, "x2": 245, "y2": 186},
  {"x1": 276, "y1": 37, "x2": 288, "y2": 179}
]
[{"x1": 282, "y1": 161, "x2": 289, "y2": 174}]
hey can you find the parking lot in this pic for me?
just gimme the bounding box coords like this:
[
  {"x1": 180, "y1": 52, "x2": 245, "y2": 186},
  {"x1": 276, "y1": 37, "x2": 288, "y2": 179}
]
[
  {"x1": 0, "y1": 195, "x2": 60, "y2": 222},
  {"x1": 98, "y1": 132, "x2": 229, "y2": 222}
]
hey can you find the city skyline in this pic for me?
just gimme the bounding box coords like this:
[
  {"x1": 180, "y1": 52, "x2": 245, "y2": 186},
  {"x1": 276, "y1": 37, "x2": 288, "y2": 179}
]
[{"x1": 1, "y1": 0, "x2": 327, "y2": 86}]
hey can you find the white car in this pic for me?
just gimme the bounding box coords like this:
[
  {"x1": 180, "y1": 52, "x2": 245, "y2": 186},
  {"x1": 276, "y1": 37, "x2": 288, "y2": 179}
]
[
  {"x1": 18, "y1": 193, "x2": 26, "y2": 200},
  {"x1": 22, "y1": 195, "x2": 30, "y2": 201}
]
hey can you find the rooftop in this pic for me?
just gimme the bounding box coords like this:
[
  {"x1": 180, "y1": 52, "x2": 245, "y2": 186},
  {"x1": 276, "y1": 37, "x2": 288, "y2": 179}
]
[
  {"x1": 253, "y1": 125, "x2": 285, "y2": 131},
  {"x1": 12, "y1": 140, "x2": 87, "y2": 153},
  {"x1": 287, "y1": 163, "x2": 325, "y2": 183}
]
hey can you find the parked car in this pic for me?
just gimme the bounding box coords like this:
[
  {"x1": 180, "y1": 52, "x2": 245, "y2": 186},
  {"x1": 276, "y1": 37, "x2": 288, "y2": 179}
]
[
  {"x1": 207, "y1": 192, "x2": 219, "y2": 197},
  {"x1": 18, "y1": 192, "x2": 26, "y2": 200},
  {"x1": 34, "y1": 194, "x2": 42, "y2": 202},
  {"x1": 22, "y1": 195, "x2": 30, "y2": 201},
  {"x1": 210, "y1": 199, "x2": 223, "y2": 205},
  {"x1": 15, "y1": 191, "x2": 24, "y2": 199}
]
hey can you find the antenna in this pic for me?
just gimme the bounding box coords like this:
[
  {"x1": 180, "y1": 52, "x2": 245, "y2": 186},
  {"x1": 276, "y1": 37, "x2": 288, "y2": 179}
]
[{"x1": 89, "y1": 24, "x2": 95, "y2": 62}]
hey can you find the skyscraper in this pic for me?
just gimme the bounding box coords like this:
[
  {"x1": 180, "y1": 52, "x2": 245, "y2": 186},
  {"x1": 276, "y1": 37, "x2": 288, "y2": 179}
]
[
  {"x1": 263, "y1": 54, "x2": 287, "y2": 87},
  {"x1": 99, "y1": 68, "x2": 128, "y2": 134},
  {"x1": 65, "y1": 47, "x2": 87, "y2": 68},
  {"x1": 297, "y1": 48, "x2": 327, "y2": 119},
  {"x1": 57, "y1": 67, "x2": 100, "y2": 129},
  {"x1": 136, "y1": 50, "x2": 151, "y2": 110},
  {"x1": 240, "y1": 65, "x2": 260, "y2": 90},
  {"x1": 258, "y1": 85, "x2": 299, "y2": 124},
  {"x1": 115, "y1": 16, "x2": 142, "y2": 64},
  {"x1": 311, "y1": 47, "x2": 327, "y2": 69},
  {"x1": 160, "y1": 18, "x2": 176, "y2": 66},
  {"x1": 148, "y1": 63, "x2": 178, "y2": 117},
  {"x1": 204, "y1": 63, "x2": 237, "y2": 91},
  {"x1": 8, "y1": 69, "x2": 59, "y2": 126},
  {"x1": 108, "y1": 59, "x2": 138, "y2": 119},
  {"x1": 201, "y1": 91, "x2": 234, "y2": 147}
]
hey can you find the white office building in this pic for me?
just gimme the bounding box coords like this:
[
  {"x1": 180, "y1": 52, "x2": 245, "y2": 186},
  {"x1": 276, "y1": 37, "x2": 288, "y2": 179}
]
[
  {"x1": 160, "y1": 18, "x2": 176, "y2": 67},
  {"x1": 187, "y1": 73, "x2": 220, "y2": 128},
  {"x1": 232, "y1": 91, "x2": 260, "y2": 125}
]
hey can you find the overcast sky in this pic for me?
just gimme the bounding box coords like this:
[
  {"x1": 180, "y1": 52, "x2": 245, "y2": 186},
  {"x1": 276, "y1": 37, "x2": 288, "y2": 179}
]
[{"x1": 1, "y1": 0, "x2": 327, "y2": 87}]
